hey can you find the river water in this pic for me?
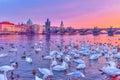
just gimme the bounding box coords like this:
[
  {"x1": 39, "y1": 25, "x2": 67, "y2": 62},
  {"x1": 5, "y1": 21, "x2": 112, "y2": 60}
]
[{"x1": 0, "y1": 34, "x2": 120, "y2": 80}]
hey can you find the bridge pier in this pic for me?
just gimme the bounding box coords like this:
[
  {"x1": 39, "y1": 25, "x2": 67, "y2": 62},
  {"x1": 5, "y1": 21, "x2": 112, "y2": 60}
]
[
  {"x1": 108, "y1": 30, "x2": 114, "y2": 36},
  {"x1": 92, "y1": 27, "x2": 100, "y2": 36}
]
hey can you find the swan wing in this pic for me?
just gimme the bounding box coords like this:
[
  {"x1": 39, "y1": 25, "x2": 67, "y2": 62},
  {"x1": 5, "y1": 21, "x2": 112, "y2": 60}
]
[
  {"x1": 74, "y1": 59, "x2": 85, "y2": 64},
  {"x1": 52, "y1": 65, "x2": 66, "y2": 71},
  {"x1": 77, "y1": 64, "x2": 86, "y2": 69},
  {"x1": 67, "y1": 71, "x2": 85, "y2": 77},
  {"x1": 25, "y1": 57, "x2": 32, "y2": 63},
  {"x1": 35, "y1": 75, "x2": 42, "y2": 80},
  {"x1": 0, "y1": 66, "x2": 14, "y2": 71},
  {"x1": 38, "y1": 68, "x2": 53, "y2": 75},
  {"x1": 43, "y1": 56, "x2": 52, "y2": 60}
]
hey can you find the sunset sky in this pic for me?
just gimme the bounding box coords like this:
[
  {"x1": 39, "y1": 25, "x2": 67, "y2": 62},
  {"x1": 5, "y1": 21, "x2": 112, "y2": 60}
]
[{"x1": 0, "y1": 0, "x2": 120, "y2": 28}]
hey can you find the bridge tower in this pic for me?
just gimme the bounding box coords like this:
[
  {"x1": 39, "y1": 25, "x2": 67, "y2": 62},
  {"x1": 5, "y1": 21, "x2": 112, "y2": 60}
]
[
  {"x1": 60, "y1": 21, "x2": 64, "y2": 30},
  {"x1": 93, "y1": 26, "x2": 99, "y2": 36},
  {"x1": 107, "y1": 27, "x2": 114, "y2": 36},
  {"x1": 45, "y1": 18, "x2": 51, "y2": 35},
  {"x1": 59, "y1": 21, "x2": 64, "y2": 35}
]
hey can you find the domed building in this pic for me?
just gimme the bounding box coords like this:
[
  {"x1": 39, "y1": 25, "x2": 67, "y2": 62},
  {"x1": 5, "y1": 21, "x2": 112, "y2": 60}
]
[
  {"x1": 26, "y1": 18, "x2": 32, "y2": 26},
  {"x1": 26, "y1": 19, "x2": 43, "y2": 34}
]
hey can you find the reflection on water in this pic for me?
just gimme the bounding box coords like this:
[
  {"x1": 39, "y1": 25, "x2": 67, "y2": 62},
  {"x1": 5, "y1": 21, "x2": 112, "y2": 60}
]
[
  {"x1": 0, "y1": 34, "x2": 120, "y2": 80},
  {"x1": 45, "y1": 34, "x2": 50, "y2": 54}
]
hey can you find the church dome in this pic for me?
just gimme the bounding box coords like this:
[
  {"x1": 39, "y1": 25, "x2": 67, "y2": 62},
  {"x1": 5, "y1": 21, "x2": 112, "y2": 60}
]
[{"x1": 26, "y1": 18, "x2": 32, "y2": 25}]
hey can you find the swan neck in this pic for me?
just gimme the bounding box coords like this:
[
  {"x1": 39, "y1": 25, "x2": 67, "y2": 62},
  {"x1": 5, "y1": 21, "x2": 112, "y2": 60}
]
[{"x1": 4, "y1": 71, "x2": 7, "y2": 80}]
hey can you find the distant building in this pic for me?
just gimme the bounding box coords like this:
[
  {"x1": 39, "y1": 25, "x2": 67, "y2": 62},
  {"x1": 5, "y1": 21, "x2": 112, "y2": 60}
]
[
  {"x1": 26, "y1": 19, "x2": 43, "y2": 34},
  {"x1": 0, "y1": 19, "x2": 44, "y2": 35},
  {"x1": 33, "y1": 24, "x2": 43, "y2": 34},
  {"x1": 17, "y1": 23, "x2": 27, "y2": 33},
  {"x1": 0, "y1": 21, "x2": 20, "y2": 33},
  {"x1": 50, "y1": 26, "x2": 59, "y2": 31},
  {"x1": 26, "y1": 18, "x2": 33, "y2": 26}
]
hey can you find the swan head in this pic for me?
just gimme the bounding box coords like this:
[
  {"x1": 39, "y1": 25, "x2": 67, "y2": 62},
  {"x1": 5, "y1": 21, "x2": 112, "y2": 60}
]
[
  {"x1": 43, "y1": 74, "x2": 49, "y2": 80},
  {"x1": 11, "y1": 62, "x2": 18, "y2": 69}
]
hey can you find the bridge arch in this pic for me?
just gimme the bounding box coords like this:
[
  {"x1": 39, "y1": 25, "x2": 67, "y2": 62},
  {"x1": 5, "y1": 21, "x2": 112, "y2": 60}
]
[{"x1": 99, "y1": 29, "x2": 108, "y2": 34}]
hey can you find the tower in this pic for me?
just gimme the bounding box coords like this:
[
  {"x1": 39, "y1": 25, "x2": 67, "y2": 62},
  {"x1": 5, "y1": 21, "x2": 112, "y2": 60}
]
[
  {"x1": 45, "y1": 18, "x2": 51, "y2": 34},
  {"x1": 60, "y1": 21, "x2": 64, "y2": 30}
]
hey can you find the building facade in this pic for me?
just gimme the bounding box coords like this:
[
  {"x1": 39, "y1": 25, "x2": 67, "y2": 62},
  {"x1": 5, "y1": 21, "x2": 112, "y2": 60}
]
[{"x1": 0, "y1": 19, "x2": 43, "y2": 34}]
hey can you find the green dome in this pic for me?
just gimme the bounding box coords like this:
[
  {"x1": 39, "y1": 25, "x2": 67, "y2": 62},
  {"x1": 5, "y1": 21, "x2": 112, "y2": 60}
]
[{"x1": 27, "y1": 18, "x2": 32, "y2": 25}]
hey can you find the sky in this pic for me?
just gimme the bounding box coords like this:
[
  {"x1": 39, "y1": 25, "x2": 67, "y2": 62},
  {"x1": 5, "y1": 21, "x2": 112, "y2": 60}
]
[{"x1": 0, "y1": 0, "x2": 120, "y2": 28}]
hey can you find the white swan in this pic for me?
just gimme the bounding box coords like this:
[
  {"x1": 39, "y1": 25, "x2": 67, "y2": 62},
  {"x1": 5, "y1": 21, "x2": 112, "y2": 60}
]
[
  {"x1": 35, "y1": 48, "x2": 41, "y2": 52},
  {"x1": 35, "y1": 75, "x2": 42, "y2": 80},
  {"x1": 73, "y1": 59, "x2": 85, "y2": 64},
  {"x1": 113, "y1": 54, "x2": 120, "y2": 59},
  {"x1": 9, "y1": 48, "x2": 17, "y2": 52},
  {"x1": 35, "y1": 74, "x2": 48, "y2": 80},
  {"x1": 0, "y1": 53, "x2": 8, "y2": 58},
  {"x1": 38, "y1": 68, "x2": 53, "y2": 76},
  {"x1": 66, "y1": 71, "x2": 85, "y2": 77},
  {"x1": 65, "y1": 55, "x2": 71, "y2": 62},
  {"x1": 106, "y1": 61, "x2": 116, "y2": 67},
  {"x1": 56, "y1": 54, "x2": 62, "y2": 59},
  {"x1": 89, "y1": 54, "x2": 102, "y2": 60},
  {"x1": 43, "y1": 55, "x2": 52, "y2": 60},
  {"x1": 49, "y1": 50, "x2": 58, "y2": 56},
  {"x1": 100, "y1": 62, "x2": 120, "y2": 76},
  {"x1": 52, "y1": 61, "x2": 68, "y2": 71},
  {"x1": 51, "y1": 57, "x2": 58, "y2": 67},
  {"x1": 76, "y1": 63, "x2": 86, "y2": 69},
  {"x1": 0, "y1": 65, "x2": 14, "y2": 71},
  {"x1": 25, "y1": 57, "x2": 32, "y2": 63},
  {"x1": 0, "y1": 71, "x2": 8, "y2": 80},
  {"x1": 104, "y1": 53, "x2": 110, "y2": 59}
]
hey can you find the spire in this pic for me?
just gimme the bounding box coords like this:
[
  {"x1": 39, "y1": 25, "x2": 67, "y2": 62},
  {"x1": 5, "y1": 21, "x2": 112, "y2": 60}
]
[
  {"x1": 47, "y1": 18, "x2": 50, "y2": 22},
  {"x1": 45, "y1": 18, "x2": 51, "y2": 27},
  {"x1": 60, "y1": 21, "x2": 64, "y2": 27},
  {"x1": 60, "y1": 21, "x2": 64, "y2": 30}
]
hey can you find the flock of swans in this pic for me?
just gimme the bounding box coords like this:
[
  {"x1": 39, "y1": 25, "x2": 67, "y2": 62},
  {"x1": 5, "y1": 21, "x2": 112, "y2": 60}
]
[{"x1": 0, "y1": 37, "x2": 120, "y2": 80}]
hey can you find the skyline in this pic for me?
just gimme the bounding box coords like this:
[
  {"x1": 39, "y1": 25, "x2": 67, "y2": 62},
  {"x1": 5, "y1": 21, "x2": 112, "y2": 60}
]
[{"x1": 0, "y1": 0, "x2": 120, "y2": 28}]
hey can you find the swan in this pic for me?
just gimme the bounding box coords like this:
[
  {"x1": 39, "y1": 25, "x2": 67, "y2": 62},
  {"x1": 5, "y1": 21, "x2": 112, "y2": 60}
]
[
  {"x1": 73, "y1": 59, "x2": 85, "y2": 64},
  {"x1": 35, "y1": 48, "x2": 41, "y2": 52},
  {"x1": 35, "y1": 75, "x2": 42, "y2": 80},
  {"x1": 106, "y1": 61, "x2": 116, "y2": 68},
  {"x1": 25, "y1": 57, "x2": 32, "y2": 63},
  {"x1": 35, "y1": 75, "x2": 48, "y2": 80},
  {"x1": 104, "y1": 53, "x2": 110, "y2": 59},
  {"x1": 38, "y1": 67, "x2": 53, "y2": 76},
  {"x1": 49, "y1": 50, "x2": 58, "y2": 56},
  {"x1": 0, "y1": 71, "x2": 8, "y2": 80},
  {"x1": 9, "y1": 48, "x2": 17, "y2": 52},
  {"x1": 65, "y1": 55, "x2": 71, "y2": 62},
  {"x1": 100, "y1": 62, "x2": 120, "y2": 77},
  {"x1": 56, "y1": 54, "x2": 62, "y2": 59},
  {"x1": 0, "y1": 53, "x2": 8, "y2": 58},
  {"x1": 52, "y1": 61, "x2": 68, "y2": 71},
  {"x1": 89, "y1": 54, "x2": 102, "y2": 60},
  {"x1": 0, "y1": 64, "x2": 14, "y2": 71},
  {"x1": 51, "y1": 57, "x2": 58, "y2": 67},
  {"x1": 66, "y1": 71, "x2": 85, "y2": 77},
  {"x1": 113, "y1": 54, "x2": 120, "y2": 59},
  {"x1": 43, "y1": 55, "x2": 52, "y2": 60},
  {"x1": 76, "y1": 63, "x2": 86, "y2": 69},
  {"x1": 73, "y1": 53, "x2": 80, "y2": 58}
]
